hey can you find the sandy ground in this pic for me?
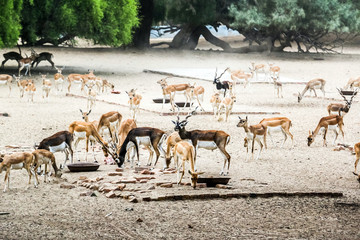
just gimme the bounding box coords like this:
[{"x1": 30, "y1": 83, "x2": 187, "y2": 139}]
[{"x1": 1, "y1": 38, "x2": 360, "y2": 239}]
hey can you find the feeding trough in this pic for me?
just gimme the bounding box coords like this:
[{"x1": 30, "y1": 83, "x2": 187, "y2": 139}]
[
  {"x1": 339, "y1": 90, "x2": 358, "y2": 96},
  {"x1": 153, "y1": 98, "x2": 170, "y2": 104},
  {"x1": 111, "y1": 90, "x2": 121, "y2": 94},
  {"x1": 174, "y1": 102, "x2": 193, "y2": 108},
  {"x1": 197, "y1": 176, "x2": 231, "y2": 187},
  {"x1": 67, "y1": 162, "x2": 100, "y2": 172}
]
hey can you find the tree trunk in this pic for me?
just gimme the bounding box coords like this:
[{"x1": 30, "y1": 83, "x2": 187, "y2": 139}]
[{"x1": 131, "y1": 0, "x2": 154, "y2": 49}]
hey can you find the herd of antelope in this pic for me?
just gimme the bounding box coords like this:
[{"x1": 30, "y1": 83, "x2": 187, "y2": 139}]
[{"x1": 1, "y1": 56, "x2": 360, "y2": 191}]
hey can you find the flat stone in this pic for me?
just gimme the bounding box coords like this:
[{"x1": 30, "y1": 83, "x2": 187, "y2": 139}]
[
  {"x1": 129, "y1": 196, "x2": 138, "y2": 203},
  {"x1": 115, "y1": 168, "x2": 124, "y2": 172},
  {"x1": 105, "y1": 191, "x2": 117, "y2": 198},
  {"x1": 160, "y1": 183, "x2": 173, "y2": 188},
  {"x1": 147, "y1": 186, "x2": 155, "y2": 190},
  {"x1": 117, "y1": 184, "x2": 126, "y2": 191},
  {"x1": 120, "y1": 179, "x2": 137, "y2": 184},
  {"x1": 96, "y1": 177, "x2": 104, "y2": 181},
  {"x1": 60, "y1": 184, "x2": 75, "y2": 189},
  {"x1": 140, "y1": 170, "x2": 155, "y2": 175},
  {"x1": 139, "y1": 180, "x2": 148, "y2": 183},
  {"x1": 216, "y1": 184, "x2": 232, "y2": 189},
  {"x1": 108, "y1": 172, "x2": 123, "y2": 176},
  {"x1": 79, "y1": 176, "x2": 88, "y2": 180}
]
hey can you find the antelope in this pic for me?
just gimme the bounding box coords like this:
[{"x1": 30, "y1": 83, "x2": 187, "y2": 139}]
[
  {"x1": 165, "y1": 131, "x2": 182, "y2": 168},
  {"x1": 326, "y1": 88, "x2": 357, "y2": 116},
  {"x1": 81, "y1": 70, "x2": 97, "y2": 92},
  {"x1": 1, "y1": 51, "x2": 22, "y2": 68},
  {"x1": 344, "y1": 77, "x2": 360, "y2": 90},
  {"x1": 114, "y1": 127, "x2": 167, "y2": 168},
  {"x1": 272, "y1": 76, "x2": 283, "y2": 98},
  {"x1": 41, "y1": 74, "x2": 52, "y2": 99},
  {"x1": 95, "y1": 78, "x2": 114, "y2": 93},
  {"x1": 31, "y1": 50, "x2": 55, "y2": 68},
  {"x1": 187, "y1": 83, "x2": 205, "y2": 111},
  {"x1": 251, "y1": 62, "x2": 266, "y2": 81},
  {"x1": 172, "y1": 108, "x2": 231, "y2": 175},
  {"x1": 237, "y1": 116, "x2": 267, "y2": 161},
  {"x1": 14, "y1": 75, "x2": 28, "y2": 98},
  {"x1": 230, "y1": 69, "x2": 254, "y2": 88},
  {"x1": 217, "y1": 93, "x2": 236, "y2": 122},
  {"x1": 213, "y1": 68, "x2": 230, "y2": 97},
  {"x1": 173, "y1": 141, "x2": 204, "y2": 188},
  {"x1": 157, "y1": 77, "x2": 191, "y2": 112},
  {"x1": 18, "y1": 50, "x2": 38, "y2": 76},
  {"x1": 54, "y1": 66, "x2": 65, "y2": 93},
  {"x1": 210, "y1": 92, "x2": 222, "y2": 117},
  {"x1": 79, "y1": 109, "x2": 98, "y2": 127},
  {"x1": 69, "y1": 121, "x2": 110, "y2": 162},
  {"x1": 0, "y1": 152, "x2": 38, "y2": 192},
  {"x1": 268, "y1": 63, "x2": 280, "y2": 78},
  {"x1": 97, "y1": 111, "x2": 122, "y2": 143},
  {"x1": 307, "y1": 115, "x2": 344, "y2": 147},
  {"x1": 67, "y1": 74, "x2": 83, "y2": 92},
  {"x1": 259, "y1": 117, "x2": 293, "y2": 148},
  {"x1": 32, "y1": 149, "x2": 62, "y2": 183},
  {"x1": 36, "y1": 131, "x2": 73, "y2": 169},
  {"x1": 353, "y1": 142, "x2": 360, "y2": 176},
  {"x1": 126, "y1": 89, "x2": 142, "y2": 121},
  {"x1": 0, "y1": 74, "x2": 13, "y2": 96},
  {"x1": 298, "y1": 78, "x2": 326, "y2": 103},
  {"x1": 25, "y1": 80, "x2": 36, "y2": 102},
  {"x1": 86, "y1": 84, "x2": 97, "y2": 110}
]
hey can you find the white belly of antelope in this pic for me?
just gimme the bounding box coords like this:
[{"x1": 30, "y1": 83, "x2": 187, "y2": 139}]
[
  {"x1": 74, "y1": 131, "x2": 86, "y2": 139},
  {"x1": 197, "y1": 141, "x2": 217, "y2": 150},
  {"x1": 0, "y1": 80, "x2": 8, "y2": 85},
  {"x1": 49, "y1": 142, "x2": 67, "y2": 153},
  {"x1": 136, "y1": 136, "x2": 151, "y2": 146},
  {"x1": 267, "y1": 125, "x2": 283, "y2": 133},
  {"x1": 110, "y1": 120, "x2": 119, "y2": 128},
  {"x1": 11, "y1": 163, "x2": 24, "y2": 170}
]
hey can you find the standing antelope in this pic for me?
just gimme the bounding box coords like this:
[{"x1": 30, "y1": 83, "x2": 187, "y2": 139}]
[
  {"x1": 344, "y1": 77, "x2": 360, "y2": 90},
  {"x1": 174, "y1": 141, "x2": 204, "y2": 188},
  {"x1": 32, "y1": 149, "x2": 62, "y2": 183},
  {"x1": 172, "y1": 108, "x2": 231, "y2": 175},
  {"x1": 67, "y1": 73, "x2": 83, "y2": 93},
  {"x1": 259, "y1": 117, "x2": 293, "y2": 148},
  {"x1": 97, "y1": 111, "x2": 122, "y2": 143},
  {"x1": 0, "y1": 74, "x2": 13, "y2": 96},
  {"x1": 126, "y1": 89, "x2": 142, "y2": 121},
  {"x1": 298, "y1": 78, "x2": 326, "y2": 103},
  {"x1": 157, "y1": 78, "x2": 191, "y2": 112},
  {"x1": 230, "y1": 69, "x2": 254, "y2": 88},
  {"x1": 31, "y1": 50, "x2": 55, "y2": 68},
  {"x1": 18, "y1": 50, "x2": 38, "y2": 76},
  {"x1": 237, "y1": 116, "x2": 267, "y2": 161},
  {"x1": 79, "y1": 109, "x2": 98, "y2": 127},
  {"x1": 210, "y1": 92, "x2": 222, "y2": 118},
  {"x1": 353, "y1": 142, "x2": 360, "y2": 176},
  {"x1": 268, "y1": 63, "x2": 280, "y2": 79},
  {"x1": 328, "y1": 88, "x2": 357, "y2": 116},
  {"x1": 86, "y1": 84, "x2": 97, "y2": 110},
  {"x1": 41, "y1": 74, "x2": 52, "y2": 99},
  {"x1": 25, "y1": 80, "x2": 36, "y2": 102},
  {"x1": 187, "y1": 83, "x2": 205, "y2": 111},
  {"x1": 213, "y1": 68, "x2": 230, "y2": 97},
  {"x1": 165, "y1": 132, "x2": 182, "y2": 168},
  {"x1": 14, "y1": 75, "x2": 27, "y2": 98},
  {"x1": 307, "y1": 115, "x2": 344, "y2": 147},
  {"x1": 251, "y1": 62, "x2": 266, "y2": 81},
  {"x1": 272, "y1": 76, "x2": 283, "y2": 98},
  {"x1": 54, "y1": 66, "x2": 65, "y2": 93},
  {"x1": 1, "y1": 51, "x2": 22, "y2": 68},
  {"x1": 217, "y1": 93, "x2": 236, "y2": 122},
  {"x1": 0, "y1": 152, "x2": 38, "y2": 192}
]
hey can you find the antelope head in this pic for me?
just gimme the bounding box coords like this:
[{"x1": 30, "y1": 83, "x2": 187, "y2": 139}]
[
  {"x1": 171, "y1": 106, "x2": 198, "y2": 132},
  {"x1": 307, "y1": 130, "x2": 315, "y2": 146},
  {"x1": 236, "y1": 116, "x2": 248, "y2": 128},
  {"x1": 189, "y1": 170, "x2": 204, "y2": 188}
]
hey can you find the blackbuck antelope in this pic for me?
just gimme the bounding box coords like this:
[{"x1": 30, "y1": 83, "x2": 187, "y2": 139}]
[
  {"x1": 67, "y1": 73, "x2": 83, "y2": 92},
  {"x1": 157, "y1": 77, "x2": 191, "y2": 112},
  {"x1": 165, "y1": 132, "x2": 182, "y2": 168},
  {"x1": 25, "y1": 80, "x2": 36, "y2": 102},
  {"x1": 54, "y1": 66, "x2": 65, "y2": 93},
  {"x1": 86, "y1": 84, "x2": 97, "y2": 110},
  {"x1": 1, "y1": 51, "x2": 22, "y2": 68},
  {"x1": 210, "y1": 92, "x2": 222, "y2": 117},
  {"x1": 81, "y1": 70, "x2": 97, "y2": 92},
  {"x1": 69, "y1": 121, "x2": 109, "y2": 162},
  {"x1": 217, "y1": 93, "x2": 236, "y2": 122},
  {"x1": 32, "y1": 149, "x2": 62, "y2": 182},
  {"x1": 36, "y1": 131, "x2": 74, "y2": 169},
  {"x1": 251, "y1": 62, "x2": 266, "y2": 81},
  {"x1": 326, "y1": 88, "x2": 357, "y2": 116},
  {"x1": 298, "y1": 78, "x2": 326, "y2": 103},
  {"x1": 0, "y1": 74, "x2": 13, "y2": 96},
  {"x1": 14, "y1": 75, "x2": 27, "y2": 98},
  {"x1": 268, "y1": 63, "x2": 280, "y2": 79},
  {"x1": 18, "y1": 50, "x2": 38, "y2": 76},
  {"x1": 126, "y1": 89, "x2": 142, "y2": 121},
  {"x1": 307, "y1": 115, "x2": 344, "y2": 147},
  {"x1": 174, "y1": 141, "x2": 204, "y2": 188},
  {"x1": 271, "y1": 76, "x2": 283, "y2": 98},
  {"x1": 229, "y1": 68, "x2": 254, "y2": 88},
  {"x1": 187, "y1": 83, "x2": 205, "y2": 111},
  {"x1": 97, "y1": 111, "x2": 122, "y2": 143},
  {"x1": 0, "y1": 152, "x2": 38, "y2": 192},
  {"x1": 79, "y1": 109, "x2": 99, "y2": 127},
  {"x1": 94, "y1": 78, "x2": 114, "y2": 93},
  {"x1": 259, "y1": 117, "x2": 293, "y2": 148},
  {"x1": 213, "y1": 68, "x2": 230, "y2": 97},
  {"x1": 31, "y1": 50, "x2": 55, "y2": 68},
  {"x1": 237, "y1": 116, "x2": 267, "y2": 161},
  {"x1": 344, "y1": 77, "x2": 360, "y2": 90},
  {"x1": 41, "y1": 74, "x2": 52, "y2": 99},
  {"x1": 114, "y1": 127, "x2": 167, "y2": 168},
  {"x1": 172, "y1": 108, "x2": 231, "y2": 175},
  {"x1": 353, "y1": 142, "x2": 360, "y2": 176}
]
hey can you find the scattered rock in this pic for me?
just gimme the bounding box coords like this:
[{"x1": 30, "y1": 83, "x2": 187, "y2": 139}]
[
  {"x1": 80, "y1": 191, "x2": 93, "y2": 197},
  {"x1": 160, "y1": 183, "x2": 173, "y2": 188},
  {"x1": 108, "y1": 172, "x2": 123, "y2": 176},
  {"x1": 140, "y1": 169, "x2": 155, "y2": 175},
  {"x1": 96, "y1": 177, "x2": 104, "y2": 181},
  {"x1": 147, "y1": 186, "x2": 155, "y2": 190},
  {"x1": 117, "y1": 184, "x2": 126, "y2": 191},
  {"x1": 129, "y1": 196, "x2": 138, "y2": 203},
  {"x1": 105, "y1": 191, "x2": 117, "y2": 198},
  {"x1": 215, "y1": 184, "x2": 232, "y2": 189},
  {"x1": 196, "y1": 183, "x2": 207, "y2": 188},
  {"x1": 139, "y1": 180, "x2": 148, "y2": 183},
  {"x1": 135, "y1": 166, "x2": 150, "y2": 172},
  {"x1": 103, "y1": 187, "x2": 118, "y2": 193},
  {"x1": 79, "y1": 176, "x2": 88, "y2": 180},
  {"x1": 136, "y1": 218, "x2": 143, "y2": 223},
  {"x1": 116, "y1": 168, "x2": 124, "y2": 172},
  {"x1": 60, "y1": 184, "x2": 75, "y2": 189},
  {"x1": 121, "y1": 179, "x2": 137, "y2": 184}
]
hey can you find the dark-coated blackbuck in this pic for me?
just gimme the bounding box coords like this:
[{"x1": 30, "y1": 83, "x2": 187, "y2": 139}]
[
  {"x1": 327, "y1": 88, "x2": 357, "y2": 116},
  {"x1": 171, "y1": 107, "x2": 231, "y2": 175},
  {"x1": 213, "y1": 68, "x2": 230, "y2": 97}
]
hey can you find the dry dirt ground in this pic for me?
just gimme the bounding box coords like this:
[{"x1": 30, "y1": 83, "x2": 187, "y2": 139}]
[{"x1": 1, "y1": 39, "x2": 360, "y2": 239}]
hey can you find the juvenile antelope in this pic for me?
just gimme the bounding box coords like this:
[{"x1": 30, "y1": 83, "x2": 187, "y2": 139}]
[
  {"x1": 307, "y1": 115, "x2": 344, "y2": 147},
  {"x1": 32, "y1": 149, "x2": 62, "y2": 183},
  {"x1": 165, "y1": 132, "x2": 182, "y2": 168},
  {"x1": 0, "y1": 152, "x2": 38, "y2": 192},
  {"x1": 298, "y1": 78, "x2": 326, "y2": 103},
  {"x1": 210, "y1": 92, "x2": 222, "y2": 117},
  {"x1": 126, "y1": 89, "x2": 142, "y2": 121},
  {"x1": 41, "y1": 74, "x2": 52, "y2": 99},
  {"x1": 86, "y1": 84, "x2": 97, "y2": 110},
  {"x1": 174, "y1": 141, "x2": 204, "y2": 188},
  {"x1": 187, "y1": 83, "x2": 205, "y2": 111},
  {"x1": 14, "y1": 75, "x2": 28, "y2": 98},
  {"x1": 67, "y1": 73, "x2": 83, "y2": 93},
  {"x1": 217, "y1": 93, "x2": 236, "y2": 122},
  {"x1": 251, "y1": 62, "x2": 266, "y2": 81},
  {"x1": 268, "y1": 63, "x2": 280, "y2": 79},
  {"x1": 0, "y1": 74, "x2": 13, "y2": 96},
  {"x1": 157, "y1": 77, "x2": 191, "y2": 112},
  {"x1": 272, "y1": 76, "x2": 283, "y2": 98},
  {"x1": 54, "y1": 66, "x2": 65, "y2": 93},
  {"x1": 25, "y1": 80, "x2": 36, "y2": 102}
]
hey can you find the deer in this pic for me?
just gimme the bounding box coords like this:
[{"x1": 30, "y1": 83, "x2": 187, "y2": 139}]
[
  {"x1": 0, "y1": 74, "x2": 13, "y2": 96},
  {"x1": 272, "y1": 76, "x2": 283, "y2": 98},
  {"x1": 36, "y1": 131, "x2": 73, "y2": 169},
  {"x1": 259, "y1": 117, "x2": 293, "y2": 148},
  {"x1": 307, "y1": 115, "x2": 344, "y2": 147},
  {"x1": 113, "y1": 127, "x2": 167, "y2": 168},
  {"x1": 54, "y1": 66, "x2": 65, "y2": 93},
  {"x1": 344, "y1": 77, "x2": 360, "y2": 90},
  {"x1": 31, "y1": 50, "x2": 55, "y2": 68},
  {"x1": 157, "y1": 77, "x2": 191, "y2": 112},
  {"x1": 171, "y1": 107, "x2": 231, "y2": 175},
  {"x1": 69, "y1": 121, "x2": 110, "y2": 162},
  {"x1": 217, "y1": 93, "x2": 236, "y2": 122},
  {"x1": 237, "y1": 116, "x2": 267, "y2": 161},
  {"x1": 32, "y1": 149, "x2": 62, "y2": 183},
  {"x1": 173, "y1": 141, "x2": 204, "y2": 188},
  {"x1": 1, "y1": 45, "x2": 22, "y2": 68},
  {"x1": 25, "y1": 79, "x2": 36, "y2": 102},
  {"x1": 97, "y1": 111, "x2": 122, "y2": 143},
  {"x1": 210, "y1": 92, "x2": 222, "y2": 118},
  {"x1": 41, "y1": 74, "x2": 52, "y2": 99},
  {"x1": 165, "y1": 131, "x2": 182, "y2": 168},
  {"x1": 251, "y1": 62, "x2": 267, "y2": 81},
  {"x1": 126, "y1": 89, "x2": 142, "y2": 121},
  {"x1": 298, "y1": 78, "x2": 326, "y2": 103},
  {"x1": 213, "y1": 68, "x2": 231, "y2": 97},
  {"x1": 18, "y1": 50, "x2": 38, "y2": 76},
  {"x1": 187, "y1": 83, "x2": 205, "y2": 111},
  {"x1": 0, "y1": 152, "x2": 38, "y2": 192}
]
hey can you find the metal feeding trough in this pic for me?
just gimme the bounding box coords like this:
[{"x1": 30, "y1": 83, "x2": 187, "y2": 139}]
[
  {"x1": 339, "y1": 90, "x2": 358, "y2": 96},
  {"x1": 67, "y1": 162, "x2": 100, "y2": 172},
  {"x1": 337, "y1": 88, "x2": 358, "y2": 105},
  {"x1": 197, "y1": 176, "x2": 231, "y2": 187},
  {"x1": 174, "y1": 102, "x2": 193, "y2": 108},
  {"x1": 153, "y1": 98, "x2": 170, "y2": 104}
]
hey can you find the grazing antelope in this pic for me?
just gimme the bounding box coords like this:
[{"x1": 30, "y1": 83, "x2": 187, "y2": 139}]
[
  {"x1": 0, "y1": 74, "x2": 13, "y2": 96},
  {"x1": 54, "y1": 66, "x2": 65, "y2": 93},
  {"x1": 344, "y1": 77, "x2": 360, "y2": 90},
  {"x1": 272, "y1": 76, "x2": 283, "y2": 98},
  {"x1": 259, "y1": 117, "x2": 293, "y2": 148},
  {"x1": 31, "y1": 50, "x2": 55, "y2": 68},
  {"x1": 173, "y1": 141, "x2": 204, "y2": 188},
  {"x1": 97, "y1": 111, "x2": 122, "y2": 143},
  {"x1": 157, "y1": 77, "x2": 191, "y2": 112},
  {"x1": 25, "y1": 80, "x2": 36, "y2": 102},
  {"x1": 237, "y1": 116, "x2": 267, "y2": 161},
  {"x1": 165, "y1": 131, "x2": 182, "y2": 168},
  {"x1": 327, "y1": 88, "x2": 358, "y2": 116},
  {"x1": 36, "y1": 131, "x2": 73, "y2": 169},
  {"x1": 41, "y1": 74, "x2": 52, "y2": 99},
  {"x1": 0, "y1": 152, "x2": 38, "y2": 192},
  {"x1": 353, "y1": 142, "x2": 360, "y2": 176},
  {"x1": 298, "y1": 78, "x2": 326, "y2": 103},
  {"x1": 268, "y1": 63, "x2": 280, "y2": 79},
  {"x1": 18, "y1": 50, "x2": 38, "y2": 76},
  {"x1": 126, "y1": 89, "x2": 142, "y2": 121},
  {"x1": 217, "y1": 93, "x2": 236, "y2": 122},
  {"x1": 251, "y1": 62, "x2": 266, "y2": 81},
  {"x1": 210, "y1": 92, "x2": 222, "y2": 117},
  {"x1": 69, "y1": 121, "x2": 110, "y2": 162},
  {"x1": 115, "y1": 127, "x2": 167, "y2": 168},
  {"x1": 187, "y1": 83, "x2": 205, "y2": 111},
  {"x1": 95, "y1": 78, "x2": 114, "y2": 93},
  {"x1": 172, "y1": 108, "x2": 231, "y2": 175},
  {"x1": 307, "y1": 115, "x2": 344, "y2": 147},
  {"x1": 32, "y1": 149, "x2": 62, "y2": 183},
  {"x1": 213, "y1": 68, "x2": 231, "y2": 96}
]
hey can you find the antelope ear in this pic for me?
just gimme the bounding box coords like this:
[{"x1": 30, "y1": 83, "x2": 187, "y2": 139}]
[{"x1": 309, "y1": 130, "x2": 311, "y2": 135}]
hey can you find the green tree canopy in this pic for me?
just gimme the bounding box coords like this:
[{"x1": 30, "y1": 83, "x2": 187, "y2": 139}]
[{"x1": 0, "y1": 0, "x2": 23, "y2": 48}]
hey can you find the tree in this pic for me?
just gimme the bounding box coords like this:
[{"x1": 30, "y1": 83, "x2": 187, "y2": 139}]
[
  {"x1": 0, "y1": 0, "x2": 23, "y2": 48},
  {"x1": 229, "y1": 0, "x2": 360, "y2": 52},
  {"x1": 20, "y1": 0, "x2": 139, "y2": 46}
]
